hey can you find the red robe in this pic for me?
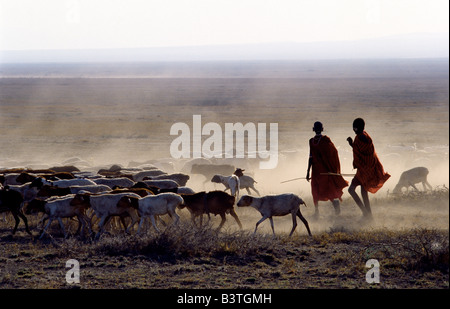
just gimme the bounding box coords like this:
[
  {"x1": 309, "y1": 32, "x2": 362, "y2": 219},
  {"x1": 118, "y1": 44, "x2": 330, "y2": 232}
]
[
  {"x1": 309, "y1": 135, "x2": 348, "y2": 205},
  {"x1": 352, "y1": 131, "x2": 390, "y2": 193}
]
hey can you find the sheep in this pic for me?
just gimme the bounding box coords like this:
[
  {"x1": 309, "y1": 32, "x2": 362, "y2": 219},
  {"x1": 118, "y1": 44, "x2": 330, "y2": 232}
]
[
  {"x1": 136, "y1": 193, "x2": 184, "y2": 233},
  {"x1": 93, "y1": 177, "x2": 135, "y2": 188},
  {"x1": 0, "y1": 187, "x2": 32, "y2": 235},
  {"x1": 15, "y1": 171, "x2": 75, "y2": 184},
  {"x1": 158, "y1": 186, "x2": 196, "y2": 195},
  {"x1": 237, "y1": 193, "x2": 312, "y2": 237},
  {"x1": 147, "y1": 173, "x2": 190, "y2": 186},
  {"x1": 6, "y1": 183, "x2": 39, "y2": 204},
  {"x1": 133, "y1": 170, "x2": 167, "y2": 182},
  {"x1": 392, "y1": 167, "x2": 433, "y2": 194},
  {"x1": 190, "y1": 163, "x2": 235, "y2": 183},
  {"x1": 110, "y1": 187, "x2": 154, "y2": 197},
  {"x1": 211, "y1": 174, "x2": 240, "y2": 198},
  {"x1": 69, "y1": 184, "x2": 112, "y2": 194},
  {"x1": 30, "y1": 177, "x2": 96, "y2": 188},
  {"x1": 233, "y1": 168, "x2": 260, "y2": 195},
  {"x1": 83, "y1": 192, "x2": 141, "y2": 239},
  {"x1": 180, "y1": 191, "x2": 242, "y2": 230},
  {"x1": 24, "y1": 194, "x2": 91, "y2": 239},
  {"x1": 143, "y1": 179, "x2": 179, "y2": 189},
  {"x1": 36, "y1": 185, "x2": 71, "y2": 198}
]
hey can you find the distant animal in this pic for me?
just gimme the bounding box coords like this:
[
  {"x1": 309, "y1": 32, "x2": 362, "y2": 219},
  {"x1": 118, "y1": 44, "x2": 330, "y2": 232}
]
[
  {"x1": 237, "y1": 193, "x2": 311, "y2": 237},
  {"x1": 147, "y1": 173, "x2": 190, "y2": 186},
  {"x1": 211, "y1": 174, "x2": 240, "y2": 198},
  {"x1": 232, "y1": 168, "x2": 260, "y2": 196},
  {"x1": 93, "y1": 177, "x2": 135, "y2": 188},
  {"x1": 190, "y1": 164, "x2": 235, "y2": 183},
  {"x1": 392, "y1": 167, "x2": 432, "y2": 194}
]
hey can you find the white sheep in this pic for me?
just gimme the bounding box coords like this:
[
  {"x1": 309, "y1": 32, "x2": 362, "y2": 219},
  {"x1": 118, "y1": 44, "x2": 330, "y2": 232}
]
[
  {"x1": 133, "y1": 170, "x2": 167, "y2": 182},
  {"x1": 211, "y1": 174, "x2": 240, "y2": 198},
  {"x1": 393, "y1": 166, "x2": 432, "y2": 194},
  {"x1": 25, "y1": 194, "x2": 91, "y2": 239},
  {"x1": 85, "y1": 192, "x2": 142, "y2": 239},
  {"x1": 69, "y1": 184, "x2": 112, "y2": 194},
  {"x1": 50, "y1": 178, "x2": 97, "y2": 188},
  {"x1": 93, "y1": 177, "x2": 135, "y2": 188},
  {"x1": 136, "y1": 192, "x2": 184, "y2": 233},
  {"x1": 237, "y1": 193, "x2": 312, "y2": 236}
]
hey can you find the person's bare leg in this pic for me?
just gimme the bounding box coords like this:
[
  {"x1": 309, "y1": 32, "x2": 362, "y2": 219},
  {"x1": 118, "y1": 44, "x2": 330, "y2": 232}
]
[
  {"x1": 332, "y1": 199, "x2": 340, "y2": 215},
  {"x1": 348, "y1": 184, "x2": 367, "y2": 216},
  {"x1": 361, "y1": 187, "x2": 373, "y2": 219}
]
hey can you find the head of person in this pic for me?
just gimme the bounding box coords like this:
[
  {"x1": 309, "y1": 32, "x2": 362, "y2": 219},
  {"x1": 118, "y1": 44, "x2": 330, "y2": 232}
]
[
  {"x1": 313, "y1": 121, "x2": 323, "y2": 134},
  {"x1": 353, "y1": 118, "x2": 365, "y2": 134}
]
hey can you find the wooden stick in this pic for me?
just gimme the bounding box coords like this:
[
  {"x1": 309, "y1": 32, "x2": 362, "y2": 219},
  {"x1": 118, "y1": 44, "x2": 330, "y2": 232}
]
[
  {"x1": 280, "y1": 177, "x2": 307, "y2": 184},
  {"x1": 320, "y1": 172, "x2": 355, "y2": 177}
]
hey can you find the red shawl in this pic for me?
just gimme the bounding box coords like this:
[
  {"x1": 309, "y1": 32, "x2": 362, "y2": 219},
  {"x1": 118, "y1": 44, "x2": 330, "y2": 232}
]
[
  {"x1": 352, "y1": 131, "x2": 390, "y2": 193},
  {"x1": 309, "y1": 135, "x2": 348, "y2": 204}
]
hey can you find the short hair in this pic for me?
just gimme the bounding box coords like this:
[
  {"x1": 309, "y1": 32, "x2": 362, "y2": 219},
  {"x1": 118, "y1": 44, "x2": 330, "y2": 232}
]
[
  {"x1": 313, "y1": 121, "x2": 323, "y2": 132},
  {"x1": 353, "y1": 118, "x2": 365, "y2": 130}
]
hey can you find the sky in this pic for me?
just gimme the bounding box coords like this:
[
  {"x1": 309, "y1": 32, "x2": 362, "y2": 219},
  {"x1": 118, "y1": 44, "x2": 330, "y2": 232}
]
[{"x1": 0, "y1": 0, "x2": 448, "y2": 51}]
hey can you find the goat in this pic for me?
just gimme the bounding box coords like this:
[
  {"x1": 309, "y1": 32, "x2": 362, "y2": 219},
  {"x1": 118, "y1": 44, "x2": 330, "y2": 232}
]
[
  {"x1": 133, "y1": 170, "x2": 167, "y2": 182},
  {"x1": 147, "y1": 173, "x2": 190, "y2": 186},
  {"x1": 30, "y1": 177, "x2": 95, "y2": 188},
  {"x1": 24, "y1": 194, "x2": 91, "y2": 239},
  {"x1": 83, "y1": 192, "x2": 141, "y2": 239},
  {"x1": 211, "y1": 174, "x2": 240, "y2": 198},
  {"x1": 180, "y1": 191, "x2": 242, "y2": 230},
  {"x1": 0, "y1": 187, "x2": 32, "y2": 235},
  {"x1": 15, "y1": 171, "x2": 75, "y2": 184},
  {"x1": 110, "y1": 187, "x2": 154, "y2": 197},
  {"x1": 143, "y1": 179, "x2": 179, "y2": 189},
  {"x1": 69, "y1": 184, "x2": 112, "y2": 194},
  {"x1": 392, "y1": 167, "x2": 432, "y2": 194},
  {"x1": 190, "y1": 163, "x2": 235, "y2": 183},
  {"x1": 233, "y1": 168, "x2": 260, "y2": 195},
  {"x1": 7, "y1": 183, "x2": 39, "y2": 205},
  {"x1": 50, "y1": 178, "x2": 97, "y2": 188},
  {"x1": 93, "y1": 177, "x2": 135, "y2": 188},
  {"x1": 158, "y1": 186, "x2": 195, "y2": 195},
  {"x1": 237, "y1": 194, "x2": 312, "y2": 237},
  {"x1": 136, "y1": 193, "x2": 183, "y2": 233}
]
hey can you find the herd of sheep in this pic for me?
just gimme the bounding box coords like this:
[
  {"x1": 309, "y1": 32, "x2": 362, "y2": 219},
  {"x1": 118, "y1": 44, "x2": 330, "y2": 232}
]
[{"x1": 0, "y1": 162, "x2": 433, "y2": 240}]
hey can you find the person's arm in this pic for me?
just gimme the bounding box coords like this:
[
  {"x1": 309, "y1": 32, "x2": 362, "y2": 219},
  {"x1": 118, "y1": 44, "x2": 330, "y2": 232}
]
[
  {"x1": 347, "y1": 137, "x2": 353, "y2": 147},
  {"x1": 306, "y1": 156, "x2": 312, "y2": 182}
]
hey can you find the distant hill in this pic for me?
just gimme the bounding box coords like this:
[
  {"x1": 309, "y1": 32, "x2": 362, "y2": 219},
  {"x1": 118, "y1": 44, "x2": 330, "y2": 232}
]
[{"x1": 1, "y1": 33, "x2": 448, "y2": 63}]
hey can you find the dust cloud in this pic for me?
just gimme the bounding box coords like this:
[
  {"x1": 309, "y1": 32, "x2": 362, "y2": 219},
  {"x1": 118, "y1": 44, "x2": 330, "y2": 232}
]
[{"x1": 0, "y1": 60, "x2": 448, "y2": 234}]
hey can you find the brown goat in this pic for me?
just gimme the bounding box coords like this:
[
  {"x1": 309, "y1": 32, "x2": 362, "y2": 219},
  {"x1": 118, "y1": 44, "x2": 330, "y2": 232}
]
[{"x1": 180, "y1": 190, "x2": 242, "y2": 230}]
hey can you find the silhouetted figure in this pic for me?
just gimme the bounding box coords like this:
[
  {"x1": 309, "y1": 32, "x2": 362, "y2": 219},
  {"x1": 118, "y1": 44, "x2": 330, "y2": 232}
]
[
  {"x1": 307, "y1": 121, "x2": 348, "y2": 219},
  {"x1": 347, "y1": 118, "x2": 390, "y2": 221}
]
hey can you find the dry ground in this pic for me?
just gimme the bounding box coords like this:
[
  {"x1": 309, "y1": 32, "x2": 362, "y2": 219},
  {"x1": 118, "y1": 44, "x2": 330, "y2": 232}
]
[
  {"x1": 0, "y1": 190, "x2": 448, "y2": 289},
  {"x1": 0, "y1": 59, "x2": 448, "y2": 290}
]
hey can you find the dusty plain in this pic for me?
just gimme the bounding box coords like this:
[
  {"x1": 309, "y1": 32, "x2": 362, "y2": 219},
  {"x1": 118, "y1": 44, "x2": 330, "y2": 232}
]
[{"x1": 0, "y1": 59, "x2": 448, "y2": 289}]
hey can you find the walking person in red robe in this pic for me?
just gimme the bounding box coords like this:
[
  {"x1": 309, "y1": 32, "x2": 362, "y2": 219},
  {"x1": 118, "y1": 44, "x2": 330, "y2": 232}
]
[
  {"x1": 307, "y1": 121, "x2": 348, "y2": 219},
  {"x1": 347, "y1": 118, "x2": 390, "y2": 221}
]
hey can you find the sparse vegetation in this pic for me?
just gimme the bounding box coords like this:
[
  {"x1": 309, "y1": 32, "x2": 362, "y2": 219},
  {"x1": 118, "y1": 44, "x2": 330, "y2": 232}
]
[{"x1": 0, "y1": 216, "x2": 448, "y2": 288}]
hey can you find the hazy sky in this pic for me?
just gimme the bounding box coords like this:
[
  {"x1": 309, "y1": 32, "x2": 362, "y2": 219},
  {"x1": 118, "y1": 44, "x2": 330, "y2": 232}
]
[{"x1": 0, "y1": 0, "x2": 448, "y2": 50}]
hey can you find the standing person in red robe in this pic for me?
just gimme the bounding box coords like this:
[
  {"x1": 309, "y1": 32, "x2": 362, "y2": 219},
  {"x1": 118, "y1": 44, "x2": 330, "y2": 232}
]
[
  {"x1": 347, "y1": 118, "x2": 390, "y2": 221},
  {"x1": 307, "y1": 121, "x2": 348, "y2": 219}
]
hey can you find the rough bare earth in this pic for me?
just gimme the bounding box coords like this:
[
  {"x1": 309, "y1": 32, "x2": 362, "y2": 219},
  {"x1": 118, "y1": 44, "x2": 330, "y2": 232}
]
[{"x1": 0, "y1": 191, "x2": 448, "y2": 289}]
